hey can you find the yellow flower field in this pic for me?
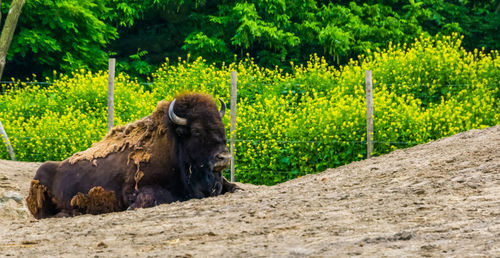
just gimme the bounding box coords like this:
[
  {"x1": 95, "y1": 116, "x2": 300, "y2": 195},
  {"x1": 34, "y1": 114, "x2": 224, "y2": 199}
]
[{"x1": 0, "y1": 34, "x2": 498, "y2": 185}]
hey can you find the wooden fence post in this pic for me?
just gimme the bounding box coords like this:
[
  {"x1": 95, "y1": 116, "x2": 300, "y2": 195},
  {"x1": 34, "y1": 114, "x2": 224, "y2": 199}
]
[
  {"x1": 0, "y1": 120, "x2": 16, "y2": 160},
  {"x1": 365, "y1": 70, "x2": 374, "y2": 158},
  {"x1": 108, "y1": 58, "x2": 116, "y2": 132},
  {"x1": 230, "y1": 71, "x2": 237, "y2": 182}
]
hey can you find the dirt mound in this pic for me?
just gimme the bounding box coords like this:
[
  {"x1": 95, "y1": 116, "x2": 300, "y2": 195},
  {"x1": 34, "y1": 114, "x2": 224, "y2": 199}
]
[{"x1": 0, "y1": 125, "x2": 498, "y2": 257}]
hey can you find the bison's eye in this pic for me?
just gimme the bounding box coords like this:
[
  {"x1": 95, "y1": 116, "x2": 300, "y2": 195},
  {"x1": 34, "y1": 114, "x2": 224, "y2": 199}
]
[{"x1": 191, "y1": 128, "x2": 201, "y2": 137}]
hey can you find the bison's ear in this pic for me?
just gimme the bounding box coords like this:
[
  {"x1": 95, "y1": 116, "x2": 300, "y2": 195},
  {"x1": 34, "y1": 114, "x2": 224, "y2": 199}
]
[{"x1": 175, "y1": 126, "x2": 189, "y2": 137}]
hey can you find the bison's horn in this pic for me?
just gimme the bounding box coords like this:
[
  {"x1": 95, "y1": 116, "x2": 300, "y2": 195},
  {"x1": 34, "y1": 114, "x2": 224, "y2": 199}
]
[
  {"x1": 168, "y1": 99, "x2": 187, "y2": 125},
  {"x1": 219, "y1": 98, "x2": 226, "y2": 118}
]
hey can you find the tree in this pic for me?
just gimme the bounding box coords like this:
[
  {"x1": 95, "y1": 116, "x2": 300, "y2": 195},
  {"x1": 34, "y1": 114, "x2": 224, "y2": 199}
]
[
  {"x1": 3, "y1": 0, "x2": 157, "y2": 79},
  {"x1": 2, "y1": 0, "x2": 499, "y2": 80},
  {"x1": 0, "y1": 0, "x2": 25, "y2": 81}
]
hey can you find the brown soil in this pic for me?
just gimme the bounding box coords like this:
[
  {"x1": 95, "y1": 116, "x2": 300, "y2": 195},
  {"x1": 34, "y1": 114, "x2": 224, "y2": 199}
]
[{"x1": 0, "y1": 125, "x2": 499, "y2": 257}]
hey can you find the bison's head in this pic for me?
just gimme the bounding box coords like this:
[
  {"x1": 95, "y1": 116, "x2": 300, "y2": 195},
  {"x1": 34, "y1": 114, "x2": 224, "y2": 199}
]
[{"x1": 167, "y1": 93, "x2": 231, "y2": 198}]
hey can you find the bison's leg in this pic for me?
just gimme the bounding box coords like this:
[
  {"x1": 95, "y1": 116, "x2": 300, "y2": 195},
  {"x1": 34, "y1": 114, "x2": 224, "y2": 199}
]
[
  {"x1": 221, "y1": 177, "x2": 241, "y2": 194},
  {"x1": 26, "y1": 180, "x2": 59, "y2": 219},
  {"x1": 27, "y1": 162, "x2": 63, "y2": 219},
  {"x1": 70, "y1": 186, "x2": 122, "y2": 215},
  {"x1": 128, "y1": 186, "x2": 175, "y2": 210}
]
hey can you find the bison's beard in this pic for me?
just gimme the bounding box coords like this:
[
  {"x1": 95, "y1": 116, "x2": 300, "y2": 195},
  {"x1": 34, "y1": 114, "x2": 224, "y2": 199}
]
[
  {"x1": 184, "y1": 163, "x2": 224, "y2": 199},
  {"x1": 183, "y1": 149, "x2": 231, "y2": 199}
]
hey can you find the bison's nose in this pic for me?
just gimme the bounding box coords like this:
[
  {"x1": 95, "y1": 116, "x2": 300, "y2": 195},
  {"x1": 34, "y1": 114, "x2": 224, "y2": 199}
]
[
  {"x1": 216, "y1": 152, "x2": 231, "y2": 162},
  {"x1": 214, "y1": 152, "x2": 231, "y2": 171}
]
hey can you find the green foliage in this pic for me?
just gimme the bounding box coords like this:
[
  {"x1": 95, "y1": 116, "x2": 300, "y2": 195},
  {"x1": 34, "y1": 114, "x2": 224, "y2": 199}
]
[
  {"x1": 2, "y1": 0, "x2": 162, "y2": 78},
  {"x1": 4, "y1": 0, "x2": 499, "y2": 80},
  {"x1": 117, "y1": 48, "x2": 157, "y2": 79},
  {"x1": 108, "y1": 0, "x2": 500, "y2": 72},
  {"x1": 417, "y1": 0, "x2": 500, "y2": 51},
  {"x1": 0, "y1": 35, "x2": 499, "y2": 185},
  {"x1": 5, "y1": 0, "x2": 119, "y2": 76},
  {"x1": 182, "y1": 32, "x2": 231, "y2": 61}
]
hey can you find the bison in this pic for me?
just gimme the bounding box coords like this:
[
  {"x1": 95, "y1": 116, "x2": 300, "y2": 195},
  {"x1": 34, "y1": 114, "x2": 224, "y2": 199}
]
[{"x1": 26, "y1": 93, "x2": 239, "y2": 219}]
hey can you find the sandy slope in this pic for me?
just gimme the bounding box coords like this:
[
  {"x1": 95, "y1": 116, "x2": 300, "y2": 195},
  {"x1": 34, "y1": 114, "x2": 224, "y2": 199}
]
[{"x1": 0, "y1": 125, "x2": 499, "y2": 257}]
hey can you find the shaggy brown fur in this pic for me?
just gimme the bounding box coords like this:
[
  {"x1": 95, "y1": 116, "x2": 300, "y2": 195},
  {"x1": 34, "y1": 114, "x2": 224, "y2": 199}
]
[
  {"x1": 66, "y1": 101, "x2": 169, "y2": 194},
  {"x1": 26, "y1": 180, "x2": 57, "y2": 219},
  {"x1": 68, "y1": 101, "x2": 169, "y2": 172},
  {"x1": 70, "y1": 187, "x2": 122, "y2": 215}
]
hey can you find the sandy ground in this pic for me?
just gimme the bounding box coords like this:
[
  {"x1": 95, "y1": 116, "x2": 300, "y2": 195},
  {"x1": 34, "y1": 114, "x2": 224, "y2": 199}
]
[{"x1": 0, "y1": 125, "x2": 499, "y2": 257}]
